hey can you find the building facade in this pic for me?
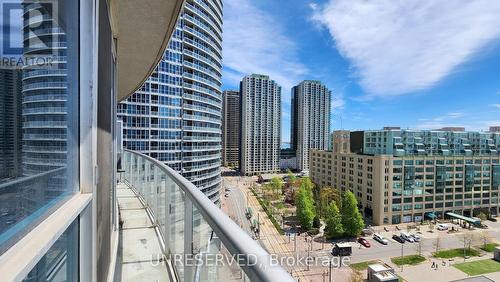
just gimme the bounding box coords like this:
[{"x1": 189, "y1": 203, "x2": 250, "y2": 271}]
[
  {"x1": 118, "y1": 0, "x2": 223, "y2": 203},
  {"x1": 21, "y1": 3, "x2": 79, "y2": 177},
  {"x1": 280, "y1": 148, "x2": 297, "y2": 171},
  {"x1": 0, "y1": 70, "x2": 22, "y2": 180},
  {"x1": 291, "y1": 80, "x2": 331, "y2": 172},
  {"x1": 310, "y1": 129, "x2": 500, "y2": 225},
  {"x1": 360, "y1": 129, "x2": 499, "y2": 156},
  {"x1": 240, "y1": 74, "x2": 281, "y2": 176},
  {"x1": 222, "y1": 90, "x2": 240, "y2": 167}
]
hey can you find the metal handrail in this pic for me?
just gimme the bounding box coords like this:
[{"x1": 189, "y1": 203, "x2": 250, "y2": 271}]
[
  {"x1": 124, "y1": 149, "x2": 294, "y2": 282},
  {"x1": 0, "y1": 167, "x2": 66, "y2": 192}
]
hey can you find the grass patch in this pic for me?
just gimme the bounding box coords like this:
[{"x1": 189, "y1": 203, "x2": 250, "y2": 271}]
[
  {"x1": 434, "y1": 248, "x2": 480, "y2": 258},
  {"x1": 251, "y1": 188, "x2": 284, "y2": 235},
  {"x1": 454, "y1": 259, "x2": 500, "y2": 276},
  {"x1": 391, "y1": 255, "x2": 426, "y2": 266},
  {"x1": 350, "y1": 260, "x2": 380, "y2": 271},
  {"x1": 481, "y1": 243, "x2": 499, "y2": 252}
]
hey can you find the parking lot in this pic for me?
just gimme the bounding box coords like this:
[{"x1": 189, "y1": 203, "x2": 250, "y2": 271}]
[{"x1": 322, "y1": 219, "x2": 500, "y2": 263}]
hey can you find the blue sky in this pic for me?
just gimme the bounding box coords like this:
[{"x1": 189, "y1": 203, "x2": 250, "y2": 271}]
[{"x1": 221, "y1": 0, "x2": 500, "y2": 143}]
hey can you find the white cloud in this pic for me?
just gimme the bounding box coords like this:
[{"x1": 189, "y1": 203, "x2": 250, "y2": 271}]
[
  {"x1": 490, "y1": 104, "x2": 500, "y2": 109},
  {"x1": 223, "y1": 0, "x2": 308, "y2": 97},
  {"x1": 415, "y1": 112, "x2": 465, "y2": 129},
  {"x1": 331, "y1": 94, "x2": 345, "y2": 110},
  {"x1": 311, "y1": 0, "x2": 500, "y2": 97}
]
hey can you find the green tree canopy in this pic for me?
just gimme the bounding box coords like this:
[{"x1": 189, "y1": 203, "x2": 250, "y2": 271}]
[
  {"x1": 341, "y1": 191, "x2": 364, "y2": 237},
  {"x1": 287, "y1": 169, "x2": 296, "y2": 182},
  {"x1": 270, "y1": 176, "x2": 284, "y2": 197},
  {"x1": 325, "y1": 201, "x2": 344, "y2": 239},
  {"x1": 295, "y1": 179, "x2": 316, "y2": 230},
  {"x1": 318, "y1": 186, "x2": 340, "y2": 218}
]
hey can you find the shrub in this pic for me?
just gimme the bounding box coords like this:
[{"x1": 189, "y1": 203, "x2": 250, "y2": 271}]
[{"x1": 307, "y1": 228, "x2": 320, "y2": 236}]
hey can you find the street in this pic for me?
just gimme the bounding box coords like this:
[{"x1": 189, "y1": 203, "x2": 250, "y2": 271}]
[{"x1": 221, "y1": 169, "x2": 500, "y2": 282}]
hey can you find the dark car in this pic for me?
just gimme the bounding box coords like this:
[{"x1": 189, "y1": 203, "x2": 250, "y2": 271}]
[
  {"x1": 392, "y1": 234, "x2": 405, "y2": 244},
  {"x1": 358, "y1": 237, "x2": 371, "y2": 248}
]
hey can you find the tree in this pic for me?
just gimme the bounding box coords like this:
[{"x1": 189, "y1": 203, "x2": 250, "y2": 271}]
[
  {"x1": 415, "y1": 239, "x2": 424, "y2": 256},
  {"x1": 478, "y1": 212, "x2": 488, "y2": 221},
  {"x1": 295, "y1": 179, "x2": 316, "y2": 231},
  {"x1": 270, "y1": 176, "x2": 284, "y2": 199},
  {"x1": 428, "y1": 222, "x2": 435, "y2": 233},
  {"x1": 318, "y1": 186, "x2": 340, "y2": 218},
  {"x1": 434, "y1": 236, "x2": 442, "y2": 254},
  {"x1": 459, "y1": 233, "x2": 475, "y2": 252},
  {"x1": 479, "y1": 231, "x2": 492, "y2": 249},
  {"x1": 287, "y1": 169, "x2": 296, "y2": 183},
  {"x1": 341, "y1": 191, "x2": 364, "y2": 237},
  {"x1": 313, "y1": 215, "x2": 321, "y2": 228},
  {"x1": 325, "y1": 201, "x2": 344, "y2": 239},
  {"x1": 263, "y1": 183, "x2": 273, "y2": 200}
]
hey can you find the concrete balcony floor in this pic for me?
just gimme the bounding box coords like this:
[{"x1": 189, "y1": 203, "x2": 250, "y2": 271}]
[{"x1": 114, "y1": 182, "x2": 171, "y2": 282}]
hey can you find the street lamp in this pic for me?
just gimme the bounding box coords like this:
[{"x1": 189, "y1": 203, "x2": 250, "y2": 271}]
[{"x1": 401, "y1": 243, "x2": 404, "y2": 272}]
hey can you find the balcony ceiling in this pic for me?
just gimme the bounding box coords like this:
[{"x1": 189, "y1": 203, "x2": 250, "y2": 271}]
[{"x1": 113, "y1": 0, "x2": 184, "y2": 102}]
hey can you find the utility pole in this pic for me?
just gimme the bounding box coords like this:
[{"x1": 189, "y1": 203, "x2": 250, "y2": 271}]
[
  {"x1": 463, "y1": 237, "x2": 467, "y2": 262},
  {"x1": 329, "y1": 260, "x2": 332, "y2": 282},
  {"x1": 307, "y1": 240, "x2": 311, "y2": 271},
  {"x1": 294, "y1": 233, "x2": 297, "y2": 252},
  {"x1": 401, "y1": 243, "x2": 404, "y2": 272}
]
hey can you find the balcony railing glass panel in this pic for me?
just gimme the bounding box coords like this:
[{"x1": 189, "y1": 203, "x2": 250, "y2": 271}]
[{"x1": 122, "y1": 150, "x2": 293, "y2": 282}]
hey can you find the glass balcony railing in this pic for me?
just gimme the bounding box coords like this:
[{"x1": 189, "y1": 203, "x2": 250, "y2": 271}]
[
  {"x1": 121, "y1": 150, "x2": 293, "y2": 282},
  {"x1": 0, "y1": 167, "x2": 69, "y2": 255}
]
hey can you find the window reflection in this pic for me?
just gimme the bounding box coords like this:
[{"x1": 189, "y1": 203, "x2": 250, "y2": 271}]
[
  {"x1": 23, "y1": 220, "x2": 79, "y2": 281},
  {"x1": 0, "y1": 0, "x2": 78, "y2": 254}
]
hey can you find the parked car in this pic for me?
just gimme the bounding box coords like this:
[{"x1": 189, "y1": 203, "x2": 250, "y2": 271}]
[
  {"x1": 392, "y1": 234, "x2": 405, "y2": 244},
  {"x1": 361, "y1": 228, "x2": 374, "y2": 236},
  {"x1": 437, "y1": 223, "x2": 449, "y2": 230},
  {"x1": 332, "y1": 243, "x2": 352, "y2": 256},
  {"x1": 358, "y1": 237, "x2": 371, "y2": 248},
  {"x1": 373, "y1": 234, "x2": 388, "y2": 245},
  {"x1": 400, "y1": 232, "x2": 415, "y2": 243},
  {"x1": 411, "y1": 234, "x2": 421, "y2": 242},
  {"x1": 224, "y1": 193, "x2": 229, "y2": 197}
]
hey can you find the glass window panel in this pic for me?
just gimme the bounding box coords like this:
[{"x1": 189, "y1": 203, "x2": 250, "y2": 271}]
[
  {"x1": 0, "y1": 0, "x2": 79, "y2": 254},
  {"x1": 23, "y1": 219, "x2": 78, "y2": 281}
]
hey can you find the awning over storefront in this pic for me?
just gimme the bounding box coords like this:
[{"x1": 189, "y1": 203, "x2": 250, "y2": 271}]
[
  {"x1": 425, "y1": 212, "x2": 437, "y2": 219},
  {"x1": 445, "y1": 212, "x2": 481, "y2": 225}
]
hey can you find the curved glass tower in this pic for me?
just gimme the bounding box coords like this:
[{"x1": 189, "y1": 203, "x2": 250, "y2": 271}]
[
  {"x1": 118, "y1": 0, "x2": 223, "y2": 204},
  {"x1": 22, "y1": 3, "x2": 68, "y2": 176}
]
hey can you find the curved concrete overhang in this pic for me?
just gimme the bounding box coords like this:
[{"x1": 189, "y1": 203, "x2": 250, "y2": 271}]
[{"x1": 112, "y1": 0, "x2": 185, "y2": 102}]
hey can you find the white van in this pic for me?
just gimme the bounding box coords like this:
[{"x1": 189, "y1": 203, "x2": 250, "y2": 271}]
[
  {"x1": 437, "y1": 223, "x2": 449, "y2": 230},
  {"x1": 400, "y1": 232, "x2": 415, "y2": 243}
]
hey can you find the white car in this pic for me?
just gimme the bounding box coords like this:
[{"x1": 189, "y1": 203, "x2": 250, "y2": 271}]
[
  {"x1": 411, "y1": 234, "x2": 421, "y2": 242},
  {"x1": 437, "y1": 223, "x2": 449, "y2": 231},
  {"x1": 373, "y1": 233, "x2": 388, "y2": 245},
  {"x1": 400, "y1": 232, "x2": 415, "y2": 243}
]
